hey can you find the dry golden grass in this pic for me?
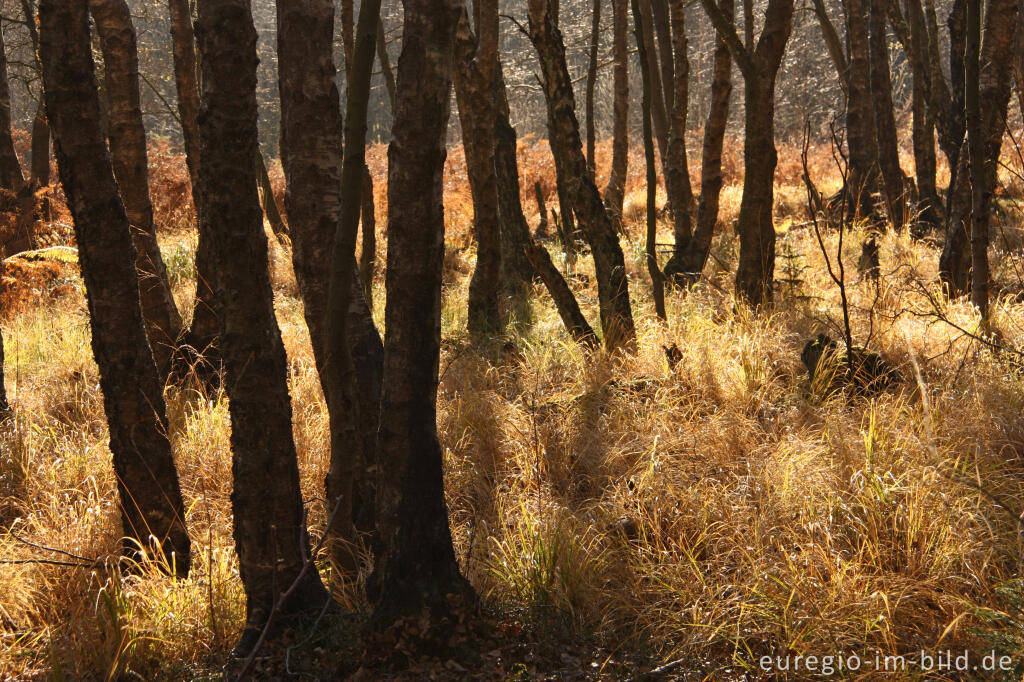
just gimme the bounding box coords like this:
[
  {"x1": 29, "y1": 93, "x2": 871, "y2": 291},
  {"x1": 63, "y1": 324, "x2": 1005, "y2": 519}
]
[{"x1": 1, "y1": 138, "x2": 1024, "y2": 679}]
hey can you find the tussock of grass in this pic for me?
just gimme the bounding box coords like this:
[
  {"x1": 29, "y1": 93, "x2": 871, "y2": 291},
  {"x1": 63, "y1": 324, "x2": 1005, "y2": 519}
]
[{"x1": 1, "y1": 140, "x2": 1024, "y2": 679}]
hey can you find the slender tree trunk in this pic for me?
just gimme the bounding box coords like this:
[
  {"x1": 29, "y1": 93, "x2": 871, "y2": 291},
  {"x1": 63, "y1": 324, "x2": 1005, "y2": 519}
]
[
  {"x1": 846, "y1": 0, "x2": 881, "y2": 219},
  {"x1": 672, "y1": 0, "x2": 733, "y2": 280},
  {"x1": 603, "y1": 0, "x2": 629, "y2": 218},
  {"x1": 528, "y1": 0, "x2": 636, "y2": 350},
  {"x1": 634, "y1": 0, "x2": 665, "y2": 319},
  {"x1": 368, "y1": 0, "x2": 475, "y2": 624},
  {"x1": 0, "y1": 29, "x2": 23, "y2": 192},
  {"x1": 325, "y1": 0, "x2": 389, "y2": 571},
  {"x1": 970, "y1": 0, "x2": 1017, "y2": 313},
  {"x1": 0, "y1": 321, "x2": 7, "y2": 414},
  {"x1": 811, "y1": 0, "x2": 848, "y2": 97},
  {"x1": 965, "y1": 0, "x2": 984, "y2": 313},
  {"x1": 359, "y1": 169, "x2": 376, "y2": 306},
  {"x1": 904, "y1": 0, "x2": 941, "y2": 230},
  {"x1": 585, "y1": 0, "x2": 599, "y2": 173},
  {"x1": 923, "y1": 0, "x2": 960, "y2": 172},
  {"x1": 91, "y1": 0, "x2": 182, "y2": 377},
  {"x1": 939, "y1": 148, "x2": 971, "y2": 291},
  {"x1": 455, "y1": 3, "x2": 502, "y2": 336},
  {"x1": 662, "y1": 0, "x2": 695, "y2": 275},
  {"x1": 636, "y1": 0, "x2": 669, "y2": 165},
  {"x1": 195, "y1": 0, "x2": 328, "y2": 649},
  {"x1": 29, "y1": 103, "x2": 49, "y2": 189},
  {"x1": 255, "y1": 146, "x2": 288, "y2": 241},
  {"x1": 525, "y1": 239, "x2": 599, "y2": 346},
  {"x1": 493, "y1": 69, "x2": 537, "y2": 293},
  {"x1": 39, "y1": 0, "x2": 191, "y2": 576},
  {"x1": 869, "y1": 0, "x2": 905, "y2": 228},
  {"x1": 376, "y1": 18, "x2": 397, "y2": 110},
  {"x1": 168, "y1": 0, "x2": 219, "y2": 365}
]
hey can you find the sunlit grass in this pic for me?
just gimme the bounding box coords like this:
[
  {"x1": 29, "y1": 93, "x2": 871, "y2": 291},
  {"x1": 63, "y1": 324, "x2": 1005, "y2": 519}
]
[{"x1": 1, "y1": 140, "x2": 1024, "y2": 678}]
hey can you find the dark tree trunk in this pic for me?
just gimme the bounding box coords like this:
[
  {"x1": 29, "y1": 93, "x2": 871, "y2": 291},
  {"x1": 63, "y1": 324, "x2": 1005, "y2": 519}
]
[
  {"x1": 525, "y1": 239, "x2": 599, "y2": 346},
  {"x1": 923, "y1": 0, "x2": 960, "y2": 172},
  {"x1": 194, "y1": 0, "x2": 328, "y2": 647},
  {"x1": 376, "y1": 18, "x2": 397, "y2": 110},
  {"x1": 701, "y1": 0, "x2": 793, "y2": 307},
  {"x1": 662, "y1": 0, "x2": 697, "y2": 278},
  {"x1": 0, "y1": 321, "x2": 7, "y2": 414},
  {"x1": 19, "y1": 0, "x2": 50, "y2": 191},
  {"x1": 811, "y1": 0, "x2": 848, "y2": 97},
  {"x1": 939, "y1": 0, "x2": 1016, "y2": 300},
  {"x1": 636, "y1": 0, "x2": 669, "y2": 165},
  {"x1": 0, "y1": 28, "x2": 24, "y2": 191},
  {"x1": 168, "y1": 0, "x2": 219, "y2": 366},
  {"x1": 869, "y1": 0, "x2": 905, "y2": 228},
  {"x1": 39, "y1": 0, "x2": 191, "y2": 576},
  {"x1": 359, "y1": 168, "x2": 377, "y2": 306},
  {"x1": 368, "y1": 0, "x2": 475, "y2": 624},
  {"x1": 91, "y1": 0, "x2": 183, "y2": 377},
  {"x1": 322, "y1": 0, "x2": 388, "y2": 573},
  {"x1": 939, "y1": 148, "x2": 971, "y2": 292},
  {"x1": 970, "y1": 0, "x2": 1017, "y2": 313},
  {"x1": 633, "y1": 0, "x2": 665, "y2": 318},
  {"x1": 903, "y1": 0, "x2": 941, "y2": 230},
  {"x1": 603, "y1": 0, "x2": 629, "y2": 218},
  {"x1": 846, "y1": 0, "x2": 881, "y2": 219},
  {"x1": 494, "y1": 68, "x2": 537, "y2": 293},
  {"x1": 29, "y1": 102, "x2": 49, "y2": 189},
  {"x1": 585, "y1": 0, "x2": 599, "y2": 173},
  {"x1": 671, "y1": 0, "x2": 733, "y2": 281},
  {"x1": 455, "y1": 2, "x2": 502, "y2": 336},
  {"x1": 255, "y1": 146, "x2": 288, "y2": 241},
  {"x1": 528, "y1": 0, "x2": 637, "y2": 350}
]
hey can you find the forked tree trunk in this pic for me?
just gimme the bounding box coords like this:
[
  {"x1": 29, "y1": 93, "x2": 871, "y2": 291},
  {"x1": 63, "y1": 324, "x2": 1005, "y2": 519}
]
[
  {"x1": 661, "y1": 0, "x2": 698, "y2": 279},
  {"x1": 168, "y1": 0, "x2": 219, "y2": 366},
  {"x1": 633, "y1": 0, "x2": 665, "y2": 318},
  {"x1": 670, "y1": 0, "x2": 733, "y2": 281},
  {"x1": 39, "y1": 0, "x2": 191, "y2": 576},
  {"x1": 0, "y1": 28, "x2": 24, "y2": 191},
  {"x1": 869, "y1": 0, "x2": 905, "y2": 228},
  {"x1": 603, "y1": 0, "x2": 629, "y2": 218},
  {"x1": 666, "y1": 0, "x2": 694, "y2": 245},
  {"x1": 341, "y1": 0, "x2": 381, "y2": 314},
  {"x1": 315, "y1": 0, "x2": 387, "y2": 574},
  {"x1": 194, "y1": 0, "x2": 328, "y2": 649},
  {"x1": 368, "y1": 0, "x2": 475, "y2": 624},
  {"x1": 91, "y1": 0, "x2": 183, "y2": 376},
  {"x1": 455, "y1": 2, "x2": 502, "y2": 336},
  {"x1": 701, "y1": 0, "x2": 793, "y2": 306},
  {"x1": 528, "y1": 0, "x2": 636, "y2": 350}
]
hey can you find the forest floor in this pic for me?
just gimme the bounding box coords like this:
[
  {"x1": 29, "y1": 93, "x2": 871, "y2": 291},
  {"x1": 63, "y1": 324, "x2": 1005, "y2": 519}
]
[{"x1": 2, "y1": 135, "x2": 1024, "y2": 680}]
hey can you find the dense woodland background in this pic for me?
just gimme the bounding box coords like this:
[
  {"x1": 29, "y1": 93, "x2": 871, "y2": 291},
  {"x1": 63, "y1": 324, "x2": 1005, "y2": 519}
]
[{"x1": 0, "y1": 0, "x2": 1023, "y2": 678}]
